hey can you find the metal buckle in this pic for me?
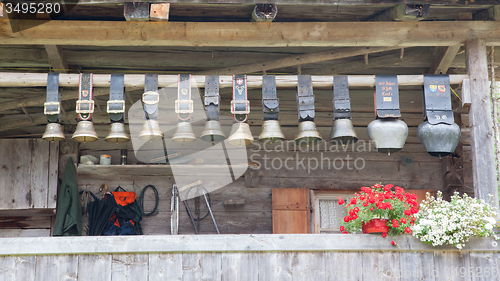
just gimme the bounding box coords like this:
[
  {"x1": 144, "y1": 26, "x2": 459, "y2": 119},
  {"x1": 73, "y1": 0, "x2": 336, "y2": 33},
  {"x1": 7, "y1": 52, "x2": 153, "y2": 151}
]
[
  {"x1": 204, "y1": 96, "x2": 220, "y2": 106},
  {"x1": 76, "y1": 100, "x2": 95, "y2": 114},
  {"x1": 175, "y1": 100, "x2": 194, "y2": 114},
  {"x1": 142, "y1": 91, "x2": 159, "y2": 105},
  {"x1": 231, "y1": 100, "x2": 250, "y2": 114},
  {"x1": 43, "y1": 102, "x2": 61, "y2": 115},
  {"x1": 107, "y1": 100, "x2": 126, "y2": 114}
]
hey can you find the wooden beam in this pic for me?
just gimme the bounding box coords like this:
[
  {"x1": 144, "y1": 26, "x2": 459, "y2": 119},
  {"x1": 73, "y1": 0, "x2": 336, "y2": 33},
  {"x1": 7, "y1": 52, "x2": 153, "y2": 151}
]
[
  {"x1": 124, "y1": 2, "x2": 150, "y2": 21},
  {"x1": 465, "y1": 38, "x2": 499, "y2": 208},
  {"x1": 75, "y1": 0, "x2": 500, "y2": 6},
  {"x1": 150, "y1": 3, "x2": 170, "y2": 21},
  {"x1": 369, "y1": 4, "x2": 430, "y2": 22},
  {"x1": 4, "y1": 20, "x2": 500, "y2": 47},
  {"x1": 319, "y1": 48, "x2": 434, "y2": 75},
  {"x1": 428, "y1": 46, "x2": 461, "y2": 74},
  {"x1": 474, "y1": 5, "x2": 500, "y2": 21},
  {"x1": 195, "y1": 47, "x2": 399, "y2": 75},
  {"x1": 44, "y1": 45, "x2": 69, "y2": 73}
]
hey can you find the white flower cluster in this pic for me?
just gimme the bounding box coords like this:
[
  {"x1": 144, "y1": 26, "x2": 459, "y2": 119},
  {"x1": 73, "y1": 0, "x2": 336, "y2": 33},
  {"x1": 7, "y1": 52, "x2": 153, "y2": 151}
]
[{"x1": 412, "y1": 191, "x2": 498, "y2": 250}]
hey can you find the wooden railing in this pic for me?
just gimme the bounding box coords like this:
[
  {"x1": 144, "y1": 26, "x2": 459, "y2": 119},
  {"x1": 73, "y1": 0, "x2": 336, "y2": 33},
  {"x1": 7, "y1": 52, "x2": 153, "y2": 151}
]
[{"x1": 0, "y1": 234, "x2": 497, "y2": 280}]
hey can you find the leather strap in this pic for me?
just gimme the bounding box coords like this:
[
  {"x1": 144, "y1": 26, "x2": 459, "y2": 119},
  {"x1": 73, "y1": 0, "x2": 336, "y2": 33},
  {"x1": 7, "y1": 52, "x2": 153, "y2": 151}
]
[
  {"x1": 296, "y1": 75, "x2": 315, "y2": 122},
  {"x1": 204, "y1": 75, "x2": 220, "y2": 121},
  {"x1": 176, "y1": 74, "x2": 193, "y2": 122},
  {"x1": 44, "y1": 73, "x2": 61, "y2": 123},
  {"x1": 333, "y1": 75, "x2": 351, "y2": 120},
  {"x1": 375, "y1": 75, "x2": 401, "y2": 118},
  {"x1": 423, "y1": 75, "x2": 454, "y2": 125},
  {"x1": 76, "y1": 73, "x2": 94, "y2": 121},
  {"x1": 262, "y1": 75, "x2": 279, "y2": 121},
  {"x1": 143, "y1": 74, "x2": 159, "y2": 120},
  {"x1": 231, "y1": 75, "x2": 249, "y2": 123},
  {"x1": 107, "y1": 74, "x2": 125, "y2": 123}
]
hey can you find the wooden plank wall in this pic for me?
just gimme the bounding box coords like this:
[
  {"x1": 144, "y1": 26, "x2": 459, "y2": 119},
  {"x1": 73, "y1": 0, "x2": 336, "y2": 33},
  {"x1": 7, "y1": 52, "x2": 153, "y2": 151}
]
[
  {"x1": 0, "y1": 139, "x2": 58, "y2": 237},
  {"x1": 0, "y1": 251, "x2": 499, "y2": 280},
  {"x1": 76, "y1": 87, "x2": 455, "y2": 235}
]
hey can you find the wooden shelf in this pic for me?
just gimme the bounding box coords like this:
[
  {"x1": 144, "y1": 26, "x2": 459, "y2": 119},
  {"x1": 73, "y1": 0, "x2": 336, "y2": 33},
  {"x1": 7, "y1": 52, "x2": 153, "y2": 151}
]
[{"x1": 77, "y1": 164, "x2": 249, "y2": 176}]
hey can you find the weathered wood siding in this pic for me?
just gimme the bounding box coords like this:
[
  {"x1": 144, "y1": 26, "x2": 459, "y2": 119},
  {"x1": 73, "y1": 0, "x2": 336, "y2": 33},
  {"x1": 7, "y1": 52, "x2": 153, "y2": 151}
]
[{"x1": 0, "y1": 139, "x2": 59, "y2": 211}]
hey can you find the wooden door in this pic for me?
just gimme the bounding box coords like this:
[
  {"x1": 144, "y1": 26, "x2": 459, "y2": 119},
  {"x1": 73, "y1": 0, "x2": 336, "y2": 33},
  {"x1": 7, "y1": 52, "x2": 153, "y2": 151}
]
[{"x1": 272, "y1": 188, "x2": 310, "y2": 234}]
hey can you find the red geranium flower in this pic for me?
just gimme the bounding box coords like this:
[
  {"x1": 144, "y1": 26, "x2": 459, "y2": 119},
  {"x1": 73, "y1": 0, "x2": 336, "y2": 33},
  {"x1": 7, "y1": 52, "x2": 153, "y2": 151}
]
[
  {"x1": 404, "y1": 209, "x2": 411, "y2": 216},
  {"x1": 391, "y1": 241, "x2": 397, "y2": 245},
  {"x1": 400, "y1": 218, "x2": 407, "y2": 224},
  {"x1": 340, "y1": 226, "x2": 345, "y2": 232},
  {"x1": 338, "y1": 199, "x2": 345, "y2": 205},
  {"x1": 392, "y1": 221, "x2": 400, "y2": 228},
  {"x1": 404, "y1": 227, "x2": 411, "y2": 234},
  {"x1": 381, "y1": 232, "x2": 387, "y2": 238}
]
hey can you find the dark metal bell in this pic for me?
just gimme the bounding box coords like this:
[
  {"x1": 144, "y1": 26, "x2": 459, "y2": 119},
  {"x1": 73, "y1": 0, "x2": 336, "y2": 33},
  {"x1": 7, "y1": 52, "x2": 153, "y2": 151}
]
[
  {"x1": 42, "y1": 123, "x2": 65, "y2": 142},
  {"x1": 200, "y1": 120, "x2": 225, "y2": 143},
  {"x1": 172, "y1": 122, "x2": 197, "y2": 143},
  {"x1": 105, "y1": 122, "x2": 130, "y2": 143},
  {"x1": 259, "y1": 120, "x2": 285, "y2": 143},
  {"x1": 227, "y1": 122, "x2": 254, "y2": 146},
  {"x1": 294, "y1": 121, "x2": 323, "y2": 146},
  {"x1": 72, "y1": 121, "x2": 98, "y2": 143},
  {"x1": 417, "y1": 121, "x2": 461, "y2": 157},
  {"x1": 329, "y1": 119, "x2": 358, "y2": 145},
  {"x1": 367, "y1": 119, "x2": 408, "y2": 154},
  {"x1": 138, "y1": 120, "x2": 163, "y2": 141}
]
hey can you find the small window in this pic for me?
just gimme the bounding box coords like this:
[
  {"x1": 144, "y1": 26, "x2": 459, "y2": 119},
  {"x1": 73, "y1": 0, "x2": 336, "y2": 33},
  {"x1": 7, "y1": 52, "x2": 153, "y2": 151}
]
[{"x1": 312, "y1": 191, "x2": 355, "y2": 234}]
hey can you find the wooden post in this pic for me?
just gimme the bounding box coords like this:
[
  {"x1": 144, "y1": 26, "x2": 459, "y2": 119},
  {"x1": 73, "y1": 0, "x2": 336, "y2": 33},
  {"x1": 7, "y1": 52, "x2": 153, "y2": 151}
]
[{"x1": 465, "y1": 38, "x2": 499, "y2": 208}]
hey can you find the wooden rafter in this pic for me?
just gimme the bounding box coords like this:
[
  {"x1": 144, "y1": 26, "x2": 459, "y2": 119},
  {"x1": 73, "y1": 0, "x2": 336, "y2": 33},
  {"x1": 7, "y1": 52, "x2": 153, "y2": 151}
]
[
  {"x1": 3, "y1": 20, "x2": 500, "y2": 47},
  {"x1": 311, "y1": 48, "x2": 435, "y2": 75},
  {"x1": 44, "y1": 45, "x2": 69, "y2": 73},
  {"x1": 428, "y1": 46, "x2": 461, "y2": 74},
  {"x1": 73, "y1": 0, "x2": 500, "y2": 5},
  {"x1": 195, "y1": 47, "x2": 399, "y2": 75}
]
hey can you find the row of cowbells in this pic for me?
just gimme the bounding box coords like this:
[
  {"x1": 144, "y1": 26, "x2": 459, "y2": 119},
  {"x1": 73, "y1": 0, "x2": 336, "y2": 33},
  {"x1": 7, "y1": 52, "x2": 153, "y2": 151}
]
[
  {"x1": 43, "y1": 121, "x2": 130, "y2": 143},
  {"x1": 46, "y1": 114, "x2": 460, "y2": 157}
]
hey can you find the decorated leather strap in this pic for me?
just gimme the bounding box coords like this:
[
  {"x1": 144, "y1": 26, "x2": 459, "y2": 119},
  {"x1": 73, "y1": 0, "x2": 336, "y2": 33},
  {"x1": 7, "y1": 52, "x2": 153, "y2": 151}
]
[
  {"x1": 333, "y1": 75, "x2": 351, "y2": 120},
  {"x1": 423, "y1": 75, "x2": 454, "y2": 125},
  {"x1": 143, "y1": 74, "x2": 159, "y2": 120},
  {"x1": 262, "y1": 75, "x2": 279, "y2": 121},
  {"x1": 204, "y1": 75, "x2": 220, "y2": 121},
  {"x1": 76, "y1": 73, "x2": 94, "y2": 121},
  {"x1": 176, "y1": 74, "x2": 193, "y2": 122},
  {"x1": 231, "y1": 74, "x2": 250, "y2": 123},
  {"x1": 375, "y1": 75, "x2": 401, "y2": 118},
  {"x1": 296, "y1": 75, "x2": 315, "y2": 122},
  {"x1": 107, "y1": 74, "x2": 125, "y2": 123},
  {"x1": 44, "y1": 73, "x2": 61, "y2": 123}
]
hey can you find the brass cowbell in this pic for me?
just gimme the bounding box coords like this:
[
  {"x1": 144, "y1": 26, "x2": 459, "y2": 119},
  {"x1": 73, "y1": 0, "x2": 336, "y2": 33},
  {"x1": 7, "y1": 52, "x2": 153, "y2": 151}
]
[
  {"x1": 138, "y1": 119, "x2": 163, "y2": 141},
  {"x1": 42, "y1": 123, "x2": 65, "y2": 142},
  {"x1": 172, "y1": 122, "x2": 197, "y2": 143},
  {"x1": 105, "y1": 122, "x2": 130, "y2": 143},
  {"x1": 72, "y1": 121, "x2": 98, "y2": 143},
  {"x1": 227, "y1": 122, "x2": 254, "y2": 146},
  {"x1": 259, "y1": 120, "x2": 285, "y2": 143},
  {"x1": 200, "y1": 120, "x2": 225, "y2": 143},
  {"x1": 329, "y1": 119, "x2": 358, "y2": 145},
  {"x1": 294, "y1": 121, "x2": 322, "y2": 145}
]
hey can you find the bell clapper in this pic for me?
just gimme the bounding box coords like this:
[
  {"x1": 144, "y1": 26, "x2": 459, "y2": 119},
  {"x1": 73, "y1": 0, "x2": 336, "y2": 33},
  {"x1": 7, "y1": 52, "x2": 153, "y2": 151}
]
[{"x1": 388, "y1": 151, "x2": 390, "y2": 156}]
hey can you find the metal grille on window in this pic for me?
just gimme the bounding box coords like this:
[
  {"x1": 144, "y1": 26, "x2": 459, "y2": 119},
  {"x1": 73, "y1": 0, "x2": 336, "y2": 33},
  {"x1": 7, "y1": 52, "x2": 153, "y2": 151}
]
[{"x1": 319, "y1": 199, "x2": 346, "y2": 233}]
